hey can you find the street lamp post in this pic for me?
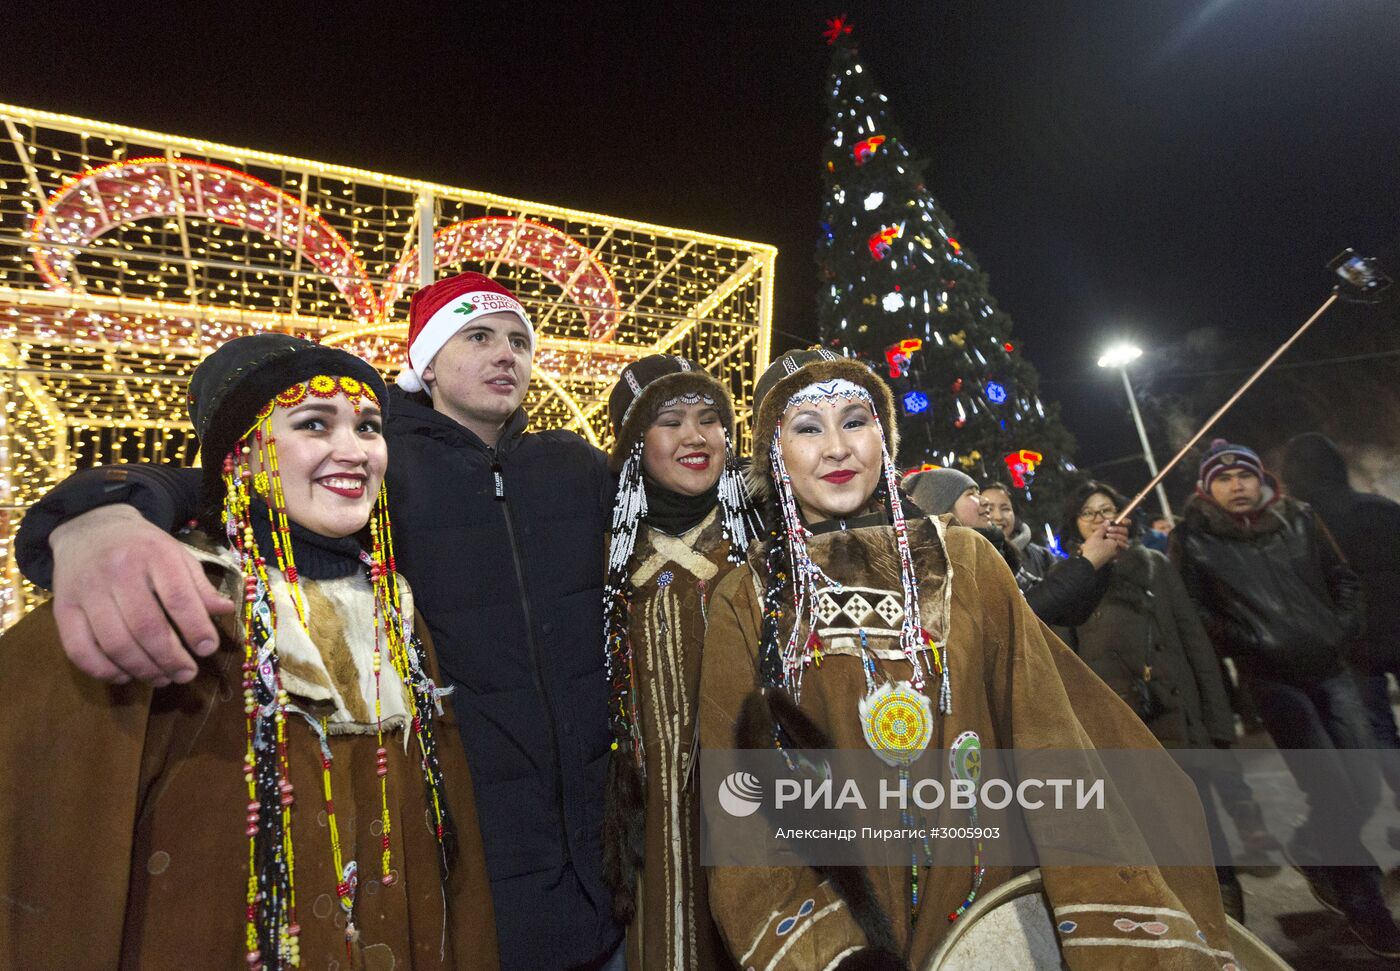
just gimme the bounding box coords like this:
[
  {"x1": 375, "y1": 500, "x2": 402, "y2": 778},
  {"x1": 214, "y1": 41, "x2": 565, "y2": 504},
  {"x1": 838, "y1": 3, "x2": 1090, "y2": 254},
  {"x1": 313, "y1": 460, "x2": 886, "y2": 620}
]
[{"x1": 1097, "y1": 343, "x2": 1173, "y2": 521}]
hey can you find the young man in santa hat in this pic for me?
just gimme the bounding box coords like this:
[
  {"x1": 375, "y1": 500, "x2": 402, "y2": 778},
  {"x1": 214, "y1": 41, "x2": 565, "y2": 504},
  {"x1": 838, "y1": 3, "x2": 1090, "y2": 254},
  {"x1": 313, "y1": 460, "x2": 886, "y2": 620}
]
[{"x1": 16, "y1": 272, "x2": 626, "y2": 971}]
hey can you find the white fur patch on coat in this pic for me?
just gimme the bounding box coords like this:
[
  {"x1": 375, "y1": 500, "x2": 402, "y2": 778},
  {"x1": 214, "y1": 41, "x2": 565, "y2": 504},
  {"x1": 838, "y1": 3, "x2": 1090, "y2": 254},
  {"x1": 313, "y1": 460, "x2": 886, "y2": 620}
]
[{"x1": 189, "y1": 542, "x2": 413, "y2": 736}]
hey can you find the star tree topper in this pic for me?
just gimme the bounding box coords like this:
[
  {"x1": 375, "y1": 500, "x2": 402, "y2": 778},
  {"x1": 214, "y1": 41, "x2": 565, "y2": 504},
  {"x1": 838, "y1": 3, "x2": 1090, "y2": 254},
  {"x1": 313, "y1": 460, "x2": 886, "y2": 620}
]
[{"x1": 823, "y1": 15, "x2": 853, "y2": 45}]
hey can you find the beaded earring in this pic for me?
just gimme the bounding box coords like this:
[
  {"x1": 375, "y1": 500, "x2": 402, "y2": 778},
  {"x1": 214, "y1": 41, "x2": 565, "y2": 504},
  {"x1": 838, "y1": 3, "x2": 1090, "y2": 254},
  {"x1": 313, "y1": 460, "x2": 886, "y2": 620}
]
[
  {"x1": 223, "y1": 378, "x2": 455, "y2": 971},
  {"x1": 717, "y1": 437, "x2": 760, "y2": 565},
  {"x1": 603, "y1": 439, "x2": 648, "y2": 767}
]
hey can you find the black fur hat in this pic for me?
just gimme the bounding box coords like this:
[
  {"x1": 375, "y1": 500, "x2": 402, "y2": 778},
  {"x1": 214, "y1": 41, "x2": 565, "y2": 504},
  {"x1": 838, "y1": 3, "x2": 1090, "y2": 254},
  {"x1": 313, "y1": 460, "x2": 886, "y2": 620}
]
[{"x1": 187, "y1": 333, "x2": 388, "y2": 496}]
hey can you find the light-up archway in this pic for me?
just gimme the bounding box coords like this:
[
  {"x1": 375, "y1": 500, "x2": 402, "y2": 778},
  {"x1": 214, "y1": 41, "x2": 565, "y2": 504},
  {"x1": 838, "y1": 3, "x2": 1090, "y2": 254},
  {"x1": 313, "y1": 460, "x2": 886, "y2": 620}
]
[
  {"x1": 384, "y1": 217, "x2": 621, "y2": 341},
  {"x1": 29, "y1": 158, "x2": 381, "y2": 323}
]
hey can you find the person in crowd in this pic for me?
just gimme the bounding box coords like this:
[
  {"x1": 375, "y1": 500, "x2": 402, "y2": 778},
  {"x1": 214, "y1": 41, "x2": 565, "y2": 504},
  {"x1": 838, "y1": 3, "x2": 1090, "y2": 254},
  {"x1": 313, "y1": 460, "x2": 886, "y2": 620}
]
[
  {"x1": 1143, "y1": 515, "x2": 1174, "y2": 554},
  {"x1": 981, "y1": 480, "x2": 1056, "y2": 589},
  {"x1": 1171, "y1": 437, "x2": 1400, "y2": 958},
  {"x1": 699, "y1": 348, "x2": 1236, "y2": 970},
  {"x1": 902, "y1": 466, "x2": 989, "y2": 528},
  {"x1": 1050, "y1": 481, "x2": 1242, "y2": 920},
  {"x1": 909, "y1": 469, "x2": 1128, "y2": 627},
  {"x1": 600, "y1": 355, "x2": 756, "y2": 971},
  {"x1": 0, "y1": 334, "x2": 498, "y2": 969},
  {"x1": 1282, "y1": 432, "x2": 1400, "y2": 804},
  {"x1": 15, "y1": 273, "x2": 623, "y2": 971}
]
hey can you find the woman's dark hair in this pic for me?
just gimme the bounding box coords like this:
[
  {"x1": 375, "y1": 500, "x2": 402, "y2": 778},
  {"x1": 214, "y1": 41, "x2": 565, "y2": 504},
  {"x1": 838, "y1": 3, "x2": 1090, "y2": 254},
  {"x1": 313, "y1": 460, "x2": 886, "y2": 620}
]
[
  {"x1": 1058, "y1": 480, "x2": 1137, "y2": 552},
  {"x1": 979, "y1": 481, "x2": 1016, "y2": 507}
]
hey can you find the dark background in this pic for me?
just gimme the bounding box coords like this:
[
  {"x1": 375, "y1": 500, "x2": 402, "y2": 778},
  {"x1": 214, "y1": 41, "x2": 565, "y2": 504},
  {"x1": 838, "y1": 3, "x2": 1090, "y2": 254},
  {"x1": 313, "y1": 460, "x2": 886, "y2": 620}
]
[{"x1": 5, "y1": 1, "x2": 1399, "y2": 502}]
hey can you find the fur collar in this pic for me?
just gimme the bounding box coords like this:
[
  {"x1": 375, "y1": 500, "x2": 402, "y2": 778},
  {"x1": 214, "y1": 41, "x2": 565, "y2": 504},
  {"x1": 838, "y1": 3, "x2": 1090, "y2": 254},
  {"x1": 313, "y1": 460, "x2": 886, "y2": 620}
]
[
  {"x1": 1182, "y1": 490, "x2": 1294, "y2": 541},
  {"x1": 184, "y1": 535, "x2": 414, "y2": 736},
  {"x1": 1100, "y1": 544, "x2": 1157, "y2": 614},
  {"x1": 1008, "y1": 519, "x2": 1033, "y2": 552}
]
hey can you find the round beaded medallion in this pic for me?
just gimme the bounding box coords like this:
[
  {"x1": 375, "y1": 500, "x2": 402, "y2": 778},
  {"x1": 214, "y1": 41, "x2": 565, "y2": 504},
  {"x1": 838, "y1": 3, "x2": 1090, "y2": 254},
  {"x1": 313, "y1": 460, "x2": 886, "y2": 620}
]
[{"x1": 859, "y1": 680, "x2": 934, "y2": 767}]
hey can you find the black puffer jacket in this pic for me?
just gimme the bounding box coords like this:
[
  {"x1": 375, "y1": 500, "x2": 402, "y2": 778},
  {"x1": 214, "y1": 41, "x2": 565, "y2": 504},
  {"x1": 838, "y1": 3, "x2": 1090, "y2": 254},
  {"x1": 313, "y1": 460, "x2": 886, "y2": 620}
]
[
  {"x1": 16, "y1": 391, "x2": 622, "y2": 971},
  {"x1": 1169, "y1": 491, "x2": 1362, "y2": 684},
  {"x1": 1282, "y1": 433, "x2": 1400, "y2": 674}
]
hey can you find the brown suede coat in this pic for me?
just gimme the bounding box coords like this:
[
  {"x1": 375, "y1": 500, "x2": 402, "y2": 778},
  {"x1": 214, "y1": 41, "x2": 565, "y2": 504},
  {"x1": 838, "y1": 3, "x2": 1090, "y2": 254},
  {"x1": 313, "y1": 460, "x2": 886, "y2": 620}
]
[
  {"x1": 625, "y1": 510, "x2": 740, "y2": 971},
  {"x1": 0, "y1": 542, "x2": 498, "y2": 970},
  {"x1": 700, "y1": 517, "x2": 1236, "y2": 970}
]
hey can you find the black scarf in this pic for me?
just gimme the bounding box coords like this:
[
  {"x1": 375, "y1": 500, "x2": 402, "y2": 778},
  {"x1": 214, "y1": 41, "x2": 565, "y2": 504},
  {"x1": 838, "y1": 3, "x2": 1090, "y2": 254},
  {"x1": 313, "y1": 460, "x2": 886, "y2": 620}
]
[
  {"x1": 246, "y1": 497, "x2": 366, "y2": 580},
  {"x1": 643, "y1": 477, "x2": 718, "y2": 536}
]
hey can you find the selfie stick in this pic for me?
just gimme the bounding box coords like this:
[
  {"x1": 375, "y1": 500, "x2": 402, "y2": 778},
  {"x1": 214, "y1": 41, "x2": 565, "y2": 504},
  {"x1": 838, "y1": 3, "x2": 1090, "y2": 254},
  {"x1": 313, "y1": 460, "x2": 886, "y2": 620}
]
[{"x1": 1113, "y1": 249, "x2": 1392, "y2": 524}]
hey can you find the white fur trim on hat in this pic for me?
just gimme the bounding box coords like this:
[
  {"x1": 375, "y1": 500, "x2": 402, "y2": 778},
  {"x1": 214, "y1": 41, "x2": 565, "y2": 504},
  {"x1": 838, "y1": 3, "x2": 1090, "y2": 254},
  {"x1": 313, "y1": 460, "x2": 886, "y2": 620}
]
[{"x1": 396, "y1": 290, "x2": 534, "y2": 391}]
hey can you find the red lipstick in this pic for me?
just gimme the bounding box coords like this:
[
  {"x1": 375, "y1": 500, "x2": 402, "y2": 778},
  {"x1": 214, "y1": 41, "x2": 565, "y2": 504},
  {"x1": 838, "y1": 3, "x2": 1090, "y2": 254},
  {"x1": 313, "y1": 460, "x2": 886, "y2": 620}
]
[
  {"x1": 821, "y1": 470, "x2": 856, "y2": 484},
  {"x1": 317, "y1": 476, "x2": 367, "y2": 499}
]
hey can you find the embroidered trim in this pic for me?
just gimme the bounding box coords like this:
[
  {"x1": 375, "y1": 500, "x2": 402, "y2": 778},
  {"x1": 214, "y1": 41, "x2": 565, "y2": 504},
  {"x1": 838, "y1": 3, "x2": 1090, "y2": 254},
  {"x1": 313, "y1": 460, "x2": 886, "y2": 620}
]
[
  {"x1": 821, "y1": 947, "x2": 862, "y2": 971},
  {"x1": 1054, "y1": 904, "x2": 1194, "y2": 920},
  {"x1": 1060, "y1": 938, "x2": 1236, "y2": 960},
  {"x1": 813, "y1": 586, "x2": 905, "y2": 630},
  {"x1": 764, "y1": 900, "x2": 845, "y2": 971}
]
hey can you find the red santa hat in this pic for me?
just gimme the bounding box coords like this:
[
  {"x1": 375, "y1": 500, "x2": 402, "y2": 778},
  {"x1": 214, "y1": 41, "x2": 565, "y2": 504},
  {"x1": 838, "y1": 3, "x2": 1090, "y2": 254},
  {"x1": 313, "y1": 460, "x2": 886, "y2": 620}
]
[{"x1": 395, "y1": 271, "x2": 534, "y2": 392}]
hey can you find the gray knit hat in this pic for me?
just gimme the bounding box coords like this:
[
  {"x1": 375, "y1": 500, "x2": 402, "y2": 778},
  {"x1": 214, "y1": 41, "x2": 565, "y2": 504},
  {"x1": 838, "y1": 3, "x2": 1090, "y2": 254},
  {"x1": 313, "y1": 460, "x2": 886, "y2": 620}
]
[{"x1": 903, "y1": 467, "x2": 977, "y2": 516}]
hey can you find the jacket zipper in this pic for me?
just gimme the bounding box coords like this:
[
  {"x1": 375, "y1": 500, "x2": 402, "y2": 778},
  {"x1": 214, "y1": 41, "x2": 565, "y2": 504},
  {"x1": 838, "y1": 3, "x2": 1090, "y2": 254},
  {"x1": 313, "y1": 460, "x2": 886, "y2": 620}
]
[{"x1": 492, "y1": 448, "x2": 573, "y2": 865}]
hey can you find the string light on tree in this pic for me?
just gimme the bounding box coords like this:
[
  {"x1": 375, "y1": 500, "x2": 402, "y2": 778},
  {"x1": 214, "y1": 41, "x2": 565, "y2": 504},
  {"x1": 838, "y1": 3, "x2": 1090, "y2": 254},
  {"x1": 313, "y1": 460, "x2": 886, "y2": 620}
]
[
  {"x1": 814, "y1": 19, "x2": 1075, "y2": 528},
  {"x1": 902, "y1": 390, "x2": 929, "y2": 415}
]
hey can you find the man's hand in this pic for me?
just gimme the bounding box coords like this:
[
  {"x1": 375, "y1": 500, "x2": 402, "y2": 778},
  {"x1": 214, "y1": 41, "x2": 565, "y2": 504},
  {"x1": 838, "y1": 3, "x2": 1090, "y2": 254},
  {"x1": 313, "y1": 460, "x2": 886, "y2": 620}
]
[
  {"x1": 49, "y1": 505, "x2": 234, "y2": 686},
  {"x1": 1080, "y1": 522, "x2": 1130, "y2": 570}
]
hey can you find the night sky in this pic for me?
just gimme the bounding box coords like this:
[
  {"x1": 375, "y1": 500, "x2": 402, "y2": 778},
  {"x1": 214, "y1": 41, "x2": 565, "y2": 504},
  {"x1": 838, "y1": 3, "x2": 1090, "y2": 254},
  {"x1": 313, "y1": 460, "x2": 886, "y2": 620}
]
[{"x1": 5, "y1": 1, "x2": 1399, "y2": 494}]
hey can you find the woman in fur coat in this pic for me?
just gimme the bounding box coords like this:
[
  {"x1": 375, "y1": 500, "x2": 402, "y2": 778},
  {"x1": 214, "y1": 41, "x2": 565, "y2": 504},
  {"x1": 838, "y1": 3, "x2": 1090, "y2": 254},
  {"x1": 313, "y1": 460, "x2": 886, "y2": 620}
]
[
  {"x1": 698, "y1": 348, "x2": 1237, "y2": 971},
  {"x1": 0, "y1": 334, "x2": 497, "y2": 970},
  {"x1": 601, "y1": 355, "x2": 757, "y2": 971}
]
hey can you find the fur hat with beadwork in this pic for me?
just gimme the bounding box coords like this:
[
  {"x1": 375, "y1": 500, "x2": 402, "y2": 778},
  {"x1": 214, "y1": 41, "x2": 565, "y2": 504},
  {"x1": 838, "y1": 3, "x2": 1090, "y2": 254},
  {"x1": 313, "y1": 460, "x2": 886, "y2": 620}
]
[
  {"x1": 187, "y1": 333, "x2": 389, "y2": 503},
  {"x1": 606, "y1": 354, "x2": 736, "y2": 473},
  {"x1": 745, "y1": 345, "x2": 949, "y2": 713},
  {"x1": 749, "y1": 347, "x2": 898, "y2": 498}
]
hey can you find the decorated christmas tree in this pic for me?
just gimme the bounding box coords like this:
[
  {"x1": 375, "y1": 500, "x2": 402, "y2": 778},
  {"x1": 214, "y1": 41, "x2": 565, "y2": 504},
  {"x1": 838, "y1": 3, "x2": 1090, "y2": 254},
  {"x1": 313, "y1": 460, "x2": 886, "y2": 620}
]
[{"x1": 815, "y1": 16, "x2": 1077, "y2": 529}]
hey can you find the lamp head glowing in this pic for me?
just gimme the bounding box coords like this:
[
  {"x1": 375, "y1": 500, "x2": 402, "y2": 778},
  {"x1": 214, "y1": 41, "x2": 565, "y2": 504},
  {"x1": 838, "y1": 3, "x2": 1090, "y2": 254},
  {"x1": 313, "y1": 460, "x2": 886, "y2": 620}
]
[{"x1": 1097, "y1": 343, "x2": 1143, "y2": 369}]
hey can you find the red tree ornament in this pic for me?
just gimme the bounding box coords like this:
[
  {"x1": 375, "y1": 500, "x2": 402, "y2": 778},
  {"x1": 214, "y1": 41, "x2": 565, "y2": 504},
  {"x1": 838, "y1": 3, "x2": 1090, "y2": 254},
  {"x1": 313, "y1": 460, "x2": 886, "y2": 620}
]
[
  {"x1": 853, "y1": 135, "x2": 887, "y2": 166},
  {"x1": 884, "y1": 338, "x2": 922, "y2": 378},
  {"x1": 1004, "y1": 449, "x2": 1043, "y2": 489},
  {"x1": 868, "y1": 224, "x2": 902, "y2": 260}
]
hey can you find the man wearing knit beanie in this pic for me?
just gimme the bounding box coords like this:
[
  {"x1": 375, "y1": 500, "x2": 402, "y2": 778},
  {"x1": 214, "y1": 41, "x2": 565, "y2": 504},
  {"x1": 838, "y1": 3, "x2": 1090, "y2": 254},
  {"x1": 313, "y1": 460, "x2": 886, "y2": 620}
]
[
  {"x1": 1196, "y1": 438, "x2": 1274, "y2": 517},
  {"x1": 1171, "y1": 438, "x2": 1400, "y2": 957},
  {"x1": 15, "y1": 270, "x2": 626, "y2": 971}
]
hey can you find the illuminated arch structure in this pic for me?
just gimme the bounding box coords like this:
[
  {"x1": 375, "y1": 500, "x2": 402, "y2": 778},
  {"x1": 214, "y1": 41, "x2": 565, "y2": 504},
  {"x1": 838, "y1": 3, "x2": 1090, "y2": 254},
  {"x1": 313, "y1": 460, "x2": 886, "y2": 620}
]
[{"x1": 0, "y1": 103, "x2": 775, "y2": 625}]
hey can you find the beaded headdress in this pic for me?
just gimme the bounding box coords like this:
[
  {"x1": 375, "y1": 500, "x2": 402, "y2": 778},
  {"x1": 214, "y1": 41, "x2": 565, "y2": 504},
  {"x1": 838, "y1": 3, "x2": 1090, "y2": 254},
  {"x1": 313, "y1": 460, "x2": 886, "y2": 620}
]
[
  {"x1": 189, "y1": 336, "x2": 454, "y2": 971},
  {"x1": 601, "y1": 355, "x2": 759, "y2": 768}
]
